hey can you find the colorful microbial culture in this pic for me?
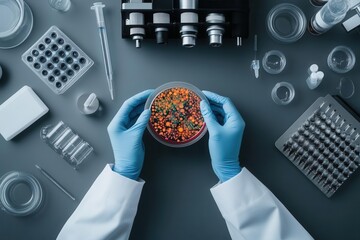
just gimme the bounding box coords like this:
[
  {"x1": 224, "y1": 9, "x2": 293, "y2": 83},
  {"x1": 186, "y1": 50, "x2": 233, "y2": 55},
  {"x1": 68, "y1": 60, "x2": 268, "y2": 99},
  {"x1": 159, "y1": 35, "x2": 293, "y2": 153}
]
[{"x1": 148, "y1": 86, "x2": 206, "y2": 146}]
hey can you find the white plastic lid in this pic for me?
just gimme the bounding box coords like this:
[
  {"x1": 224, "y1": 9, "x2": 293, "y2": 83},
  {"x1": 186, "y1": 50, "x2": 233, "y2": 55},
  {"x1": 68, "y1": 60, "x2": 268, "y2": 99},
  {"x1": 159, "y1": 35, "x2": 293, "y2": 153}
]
[{"x1": 309, "y1": 64, "x2": 319, "y2": 73}]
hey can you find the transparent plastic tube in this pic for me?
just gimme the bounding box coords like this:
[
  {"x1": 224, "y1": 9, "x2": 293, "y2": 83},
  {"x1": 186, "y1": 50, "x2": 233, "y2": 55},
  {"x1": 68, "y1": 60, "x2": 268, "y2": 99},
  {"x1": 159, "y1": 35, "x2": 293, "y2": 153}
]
[{"x1": 309, "y1": 0, "x2": 349, "y2": 35}]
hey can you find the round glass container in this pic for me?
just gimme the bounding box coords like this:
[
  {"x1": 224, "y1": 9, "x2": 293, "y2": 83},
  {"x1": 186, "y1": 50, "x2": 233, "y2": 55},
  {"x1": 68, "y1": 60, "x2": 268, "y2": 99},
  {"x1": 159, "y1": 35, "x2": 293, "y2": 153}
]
[
  {"x1": 145, "y1": 82, "x2": 208, "y2": 148},
  {"x1": 262, "y1": 50, "x2": 287, "y2": 74},
  {"x1": 327, "y1": 46, "x2": 356, "y2": 73},
  {"x1": 266, "y1": 3, "x2": 306, "y2": 43},
  {"x1": 0, "y1": 171, "x2": 43, "y2": 216},
  {"x1": 271, "y1": 82, "x2": 295, "y2": 105},
  {"x1": 0, "y1": 0, "x2": 33, "y2": 49}
]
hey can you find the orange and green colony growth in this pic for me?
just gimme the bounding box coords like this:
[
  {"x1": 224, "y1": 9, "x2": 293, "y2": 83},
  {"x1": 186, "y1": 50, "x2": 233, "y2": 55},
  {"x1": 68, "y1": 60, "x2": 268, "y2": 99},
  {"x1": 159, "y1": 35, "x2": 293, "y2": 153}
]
[{"x1": 150, "y1": 87, "x2": 205, "y2": 143}]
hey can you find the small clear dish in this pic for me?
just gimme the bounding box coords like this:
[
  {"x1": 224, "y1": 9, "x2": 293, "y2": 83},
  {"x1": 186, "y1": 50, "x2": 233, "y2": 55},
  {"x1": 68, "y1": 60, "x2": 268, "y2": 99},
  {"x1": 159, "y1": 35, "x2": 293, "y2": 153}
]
[
  {"x1": 145, "y1": 82, "x2": 208, "y2": 148},
  {"x1": 266, "y1": 3, "x2": 306, "y2": 43},
  {"x1": 327, "y1": 46, "x2": 356, "y2": 74},
  {"x1": 0, "y1": 0, "x2": 33, "y2": 49},
  {"x1": 271, "y1": 82, "x2": 295, "y2": 105},
  {"x1": 0, "y1": 171, "x2": 43, "y2": 216},
  {"x1": 262, "y1": 50, "x2": 287, "y2": 74}
]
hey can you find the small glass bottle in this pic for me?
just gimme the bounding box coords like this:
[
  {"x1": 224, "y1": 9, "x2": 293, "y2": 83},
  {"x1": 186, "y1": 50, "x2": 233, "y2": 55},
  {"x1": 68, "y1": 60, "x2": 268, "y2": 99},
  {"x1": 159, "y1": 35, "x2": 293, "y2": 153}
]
[
  {"x1": 49, "y1": 0, "x2": 71, "y2": 12},
  {"x1": 309, "y1": 0, "x2": 349, "y2": 35}
]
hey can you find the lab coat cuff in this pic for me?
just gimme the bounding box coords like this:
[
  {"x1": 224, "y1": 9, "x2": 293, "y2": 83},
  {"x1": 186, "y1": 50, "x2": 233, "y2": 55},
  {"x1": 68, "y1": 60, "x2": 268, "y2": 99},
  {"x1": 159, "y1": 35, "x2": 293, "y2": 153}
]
[
  {"x1": 210, "y1": 168, "x2": 267, "y2": 216},
  {"x1": 110, "y1": 164, "x2": 145, "y2": 184},
  {"x1": 77, "y1": 164, "x2": 145, "y2": 209}
]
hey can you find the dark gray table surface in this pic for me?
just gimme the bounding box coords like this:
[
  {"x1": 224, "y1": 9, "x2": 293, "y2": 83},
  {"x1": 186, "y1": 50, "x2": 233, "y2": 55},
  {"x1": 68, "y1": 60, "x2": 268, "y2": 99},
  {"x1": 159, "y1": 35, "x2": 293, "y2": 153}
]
[{"x1": 1, "y1": 0, "x2": 360, "y2": 239}]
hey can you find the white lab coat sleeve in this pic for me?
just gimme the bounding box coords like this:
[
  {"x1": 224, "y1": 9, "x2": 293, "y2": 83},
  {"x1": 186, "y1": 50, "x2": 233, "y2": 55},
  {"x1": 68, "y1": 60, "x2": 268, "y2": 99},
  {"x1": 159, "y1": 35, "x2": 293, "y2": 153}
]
[
  {"x1": 57, "y1": 164, "x2": 144, "y2": 240},
  {"x1": 211, "y1": 168, "x2": 314, "y2": 240}
]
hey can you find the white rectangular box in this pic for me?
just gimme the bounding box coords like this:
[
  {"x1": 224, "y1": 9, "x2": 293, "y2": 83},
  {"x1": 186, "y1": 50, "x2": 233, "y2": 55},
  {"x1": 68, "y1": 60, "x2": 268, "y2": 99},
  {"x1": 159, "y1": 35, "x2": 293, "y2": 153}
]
[{"x1": 0, "y1": 86, "x2": 49, "y2": 141}]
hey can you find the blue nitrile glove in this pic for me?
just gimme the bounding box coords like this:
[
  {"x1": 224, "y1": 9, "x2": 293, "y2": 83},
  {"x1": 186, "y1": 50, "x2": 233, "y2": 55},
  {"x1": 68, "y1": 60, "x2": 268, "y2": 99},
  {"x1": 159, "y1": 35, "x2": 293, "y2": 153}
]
[
  {"x1": 107, "y1": 90, "x2": 154, "y2": 180},
  {"x1": 200, "y1": 91, "x2": 245, "y2": 182}
]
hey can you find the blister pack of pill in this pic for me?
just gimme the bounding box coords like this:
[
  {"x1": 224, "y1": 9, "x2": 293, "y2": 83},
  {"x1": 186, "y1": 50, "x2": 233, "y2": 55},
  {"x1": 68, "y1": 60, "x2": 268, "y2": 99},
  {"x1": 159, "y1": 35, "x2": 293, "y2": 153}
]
[
  {"x1": 275, "y1": 95, "x2": 360, "y2": 197},
  {"x1": 22, "y1": 26, "x2": 93, "y2": 94}
]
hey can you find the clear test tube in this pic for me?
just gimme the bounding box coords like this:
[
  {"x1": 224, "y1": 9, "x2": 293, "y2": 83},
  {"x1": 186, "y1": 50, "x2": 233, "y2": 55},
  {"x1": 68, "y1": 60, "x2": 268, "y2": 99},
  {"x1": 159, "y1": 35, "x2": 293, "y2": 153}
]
[
  {"x1": 309, "y1": 0, "x2": 349, "y2": 35},
  {"x1": 70, "y1": 142, "x2": 93, "y2": 165},
  {"x1": 42, "y1": 121, "x2": 67, "y2": 144},
  {"x1": 62, "y1": 135, "x2": 81, "y2": 155},
  {"x1": 53, "y1": 128, "x2": 75, "y2": 150}
]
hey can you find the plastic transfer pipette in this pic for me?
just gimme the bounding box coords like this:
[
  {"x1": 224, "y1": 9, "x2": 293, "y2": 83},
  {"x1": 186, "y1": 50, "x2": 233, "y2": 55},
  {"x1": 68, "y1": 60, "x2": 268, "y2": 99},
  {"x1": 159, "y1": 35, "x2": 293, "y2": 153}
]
[
  {"x1": 251, "y1": 35, "x2": 259, "y2": 78},
  {"x1": 35, "y1": 165, "x2": 76, "y2": 201},
  {"x1": 91, "y1": 2, "x2": 114, "y2": 100}
]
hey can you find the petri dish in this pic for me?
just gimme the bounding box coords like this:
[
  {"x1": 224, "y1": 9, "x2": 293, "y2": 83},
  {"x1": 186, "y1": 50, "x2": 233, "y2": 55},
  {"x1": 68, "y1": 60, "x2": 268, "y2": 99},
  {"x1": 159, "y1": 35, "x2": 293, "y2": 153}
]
[
  {"x1": 0, "y1": 0, "x2": 23, "y2": 38},
  {"x1": 0, "y1": 171, "x2": 43, "y2": 216},
  {"x1": 262, "y1": 50, "x2": 286, "y2": 74},
  {"x1": 271, "y1": 82, "x2": 295, "y2": 105},
  {"x1": 327, "y1": 46, "x2": 356, "y2": 73},
  {"x1": 266, "y1": 3, "x2": 307, "y2": 43},
  {"x1": 145, "y1": 82, "x2": 208, "y2": 148},
  {"x1": 0, "y1": 0, "x2": 33, "y2": 49}
]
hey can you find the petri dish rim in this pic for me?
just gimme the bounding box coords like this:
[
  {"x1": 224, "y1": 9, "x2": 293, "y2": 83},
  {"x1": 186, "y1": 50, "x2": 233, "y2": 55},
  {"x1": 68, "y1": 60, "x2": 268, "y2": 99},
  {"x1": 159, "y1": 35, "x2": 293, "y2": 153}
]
[
  {"x1": 327, "y1": 46, "x2": 356, "y2": 74},
  {"x1": 262, "y1": 50, "x2": 287, "y2": 74},
  {"x1": 0, "y1": 1, "x2": 33, "y2": 49},
  {"x1": 0, "y1": 0, "x2": 24, "y2": 38},
  {"x1": 0, "y1": 171, "x2": 43, "y2": 216},
  {"x1": 271, "y1": 82, "x2": 295, "y2": 105},
  {"x1": 266, "y1": 3, "x2": 307, "y2": 43},
  {"x1": 145, "y1": 82, "x2": 209, "y2": 148}
]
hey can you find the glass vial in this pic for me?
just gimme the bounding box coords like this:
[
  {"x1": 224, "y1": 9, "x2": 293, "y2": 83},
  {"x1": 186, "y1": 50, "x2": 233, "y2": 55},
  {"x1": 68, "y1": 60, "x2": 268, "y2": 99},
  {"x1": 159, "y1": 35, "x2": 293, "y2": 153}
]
[
  {"x1": 309, "y1": 0, "x2": 349, "y2": 35},
  {"x1": 49, "y1": 0, "x2": 71, "y2": 12}
]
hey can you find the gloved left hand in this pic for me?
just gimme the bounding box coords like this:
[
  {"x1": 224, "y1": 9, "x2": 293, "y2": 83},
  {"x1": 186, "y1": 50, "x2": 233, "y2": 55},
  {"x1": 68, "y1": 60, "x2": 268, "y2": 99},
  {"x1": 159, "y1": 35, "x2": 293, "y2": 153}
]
[{"x1": 107, "y1": 90, "x2": 154, "y2": 180}]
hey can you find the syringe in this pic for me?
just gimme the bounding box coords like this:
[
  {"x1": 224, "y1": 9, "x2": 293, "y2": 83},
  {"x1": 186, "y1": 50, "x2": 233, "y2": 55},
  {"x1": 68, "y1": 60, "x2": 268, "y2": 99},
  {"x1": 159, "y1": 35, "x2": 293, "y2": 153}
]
[{"x1": 91, "y1": 2, "x2": 114, "y2": 100}]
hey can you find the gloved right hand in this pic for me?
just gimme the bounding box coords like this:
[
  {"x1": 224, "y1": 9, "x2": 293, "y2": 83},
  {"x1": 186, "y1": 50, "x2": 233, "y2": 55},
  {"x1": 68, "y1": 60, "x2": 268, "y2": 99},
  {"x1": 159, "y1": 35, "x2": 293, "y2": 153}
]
[
  {"x1": 107, "y1": 90, "x2": 154, "y2": 180},
  {"x1": 200, "y1": 91, "x2": 245, "y2": 183}
]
